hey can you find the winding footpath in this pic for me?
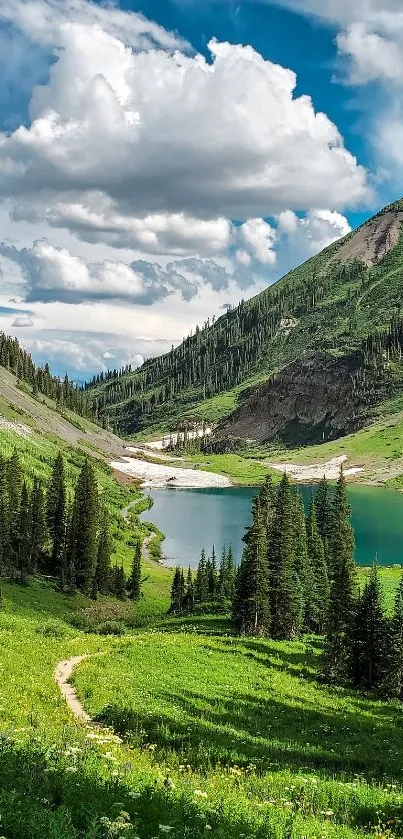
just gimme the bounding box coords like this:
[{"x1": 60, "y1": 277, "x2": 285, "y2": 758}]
[{"x1": 54, "y1": 655, "x2": 93, "y2": 724}]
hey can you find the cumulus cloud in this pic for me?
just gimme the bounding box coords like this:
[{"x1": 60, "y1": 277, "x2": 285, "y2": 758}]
[
  {"x1": 0, "y1": 15, "x2": 368, "y2": 248},
  {"x1": 238, "y1": 218, "x2": 277, "y2": 265},
  {"x1": 0, "y1": 0, "x2": 188, "y2": 52},
  {"x1": 12, "y1": 314, "x2": 34, "y2": 326},
  {"x1": 278, "y1": 209, "x2": 351, "y2": 253},
  {"x1": 0, "y1": 240, "x2": 241, "y2": 304}
]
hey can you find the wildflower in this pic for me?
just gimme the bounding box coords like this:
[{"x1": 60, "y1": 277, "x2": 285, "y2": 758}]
[
  {"x1": 159, "y1": 826, "x2": 174, "y2": 833},
  {"x1": 194, "y1": 790, "x2": 208, "y2": 798}
]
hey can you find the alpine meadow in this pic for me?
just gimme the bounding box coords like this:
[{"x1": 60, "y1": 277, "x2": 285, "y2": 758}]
[{"x1": 3, "y1": 1, "x2": 403, "y2": 838}]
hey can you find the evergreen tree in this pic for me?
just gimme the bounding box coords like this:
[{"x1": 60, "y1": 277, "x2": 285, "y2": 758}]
[
  {"x1": 233, "y1": 498, "x2": 270, "y2": 636},
  {"x1": 29, "y1": 480, "x2": 47, "y2": 573},
  {"x1": 324, "y1": 468, "x2": 357, "y2": 680},
  {"x1": 305, "y1": 500, "x2": 329, "y2": 633},
  {"x1": 95, "y1": 512, "x2": 112, "y2": 595},
  {"x1": 184, "y1": 566, "x2": 195, "y2": 611},
  {"x1": 46, "y1": 453, "x2": 67, "y2": 576},
  {"x1": 170, "y1": 567, "x2": 186, "y2": 613},
  {"x1": 314, "y1": 477, "x2": 333, "y2": 570},
  {"x1": 71, "y1": 460, "x2": 99, "y2": 596},
  {"x1": 195, "y1": 549, "x2": 208, "y2": 603},
  {"x1": 258, "y1": 474, "x2": 276, "y2": 532},
  {"x1": 127, "y1": 541, "x2": 142, "y2": 601},
  {"x1": 110, "y1": 564, "x2": 126, "y2": 600},
  {"x1": 207, "y1": 545, "x2": 218, "y2": 598},
  {"x1": 293, "y1": 489, "x2": 314, "y2": 631},
  {"x1": 7, "y1": 451, "x2": 22, "y2": 568},
  {"x1": 382, "y1": 572, "x2": 403, "y2": 698},
  {"x1": 0, "y1": 454, "x2": 10, "y2": 576},
  {"x1": 17, "y1": 483, "x2": 31, "y2": 584},
  {"x1": 269, "y1": 473, "x2": 302, "y2": 639},
  {"x1": 349, "y1": 565, "x2": 385, "y2": 689},
  {"x1": 225, "y1": 545, "x2": 236, "y2": 600}
]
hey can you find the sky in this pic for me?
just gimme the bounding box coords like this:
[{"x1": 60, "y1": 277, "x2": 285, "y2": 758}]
[{"x1": 0, "y1": 0, "x2": 401, "y2": 378}]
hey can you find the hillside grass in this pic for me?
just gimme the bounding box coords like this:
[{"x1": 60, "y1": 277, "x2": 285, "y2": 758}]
[{"x1": 0, "y1": 565, "x2": 401, "y2": 839}]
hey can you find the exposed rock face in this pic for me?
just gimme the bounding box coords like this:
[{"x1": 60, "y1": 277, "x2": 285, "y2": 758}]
[
  {"x1": 222, "y1": 353, "x2": 364, "y2": 444},
  {"x1": 335, "y1": 211, "x2": 403, "y2": 266}
]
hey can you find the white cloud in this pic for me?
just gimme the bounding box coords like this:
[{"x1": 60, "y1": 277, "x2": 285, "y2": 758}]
[
  {"x1": 336, "y1": 23, "x2": 403, "y2": 85},
  {"x1": 238, "y1": 218, "x2": 277, "y2": 265},
  {"x1": 235, "y1": 249, "x2": 252, "y2": 266},
  {"x1": 0, "y1": 16, "x2": 368, "y2": 244},
  {"x1": 278, "y1": 208, "x2": 351, "y2": 254},
  {"x1": 0, "y1": 239, "x2": 244, "y2": 304},
  {"x1": 0, "y1": 0, "x2": 188, "y2": 52},
  {"x1": 12, "y1": 315, "x2": 34, "y2": 327}
]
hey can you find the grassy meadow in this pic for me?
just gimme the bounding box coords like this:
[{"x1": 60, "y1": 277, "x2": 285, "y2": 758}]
[{"x1": 2, "y1": 405, "x2": 403, "y2": 837}]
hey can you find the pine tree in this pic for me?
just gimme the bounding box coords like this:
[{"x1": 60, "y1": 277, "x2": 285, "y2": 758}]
[
  {"x1": 269, "y1": 473, "x2": 302, "y2": 639},
  {"x1": 233, "y1": 498, "x2": 270, "y2": 636},
  {"x1": 225, "y1": 545, "x2": 236, "y2": 600},
  {"x1": 95, "y1": 512, "x2": 112, "y2": 595},
  {"x1": 349, "y1": 565, "x2": 385, "y2": 689},
  {"x1": 292, "y1": 489, "x2": 314, "y2": 631},
  {"x1": 314, "y1": 477, "x2": 333, "y2": 571},
  {"x1": 127, "y1": 541, "x2": 142, "y2": 601},
  {"x1": 184, "y1": 566, "x2": 195, "y2": 611},
  {"x1": 382, "y1": 573, "x2": 403, "y2": 698},
  {"x1": 17, "y1": 483, "x2": 31, "y2": 584},
  {"x1": 324, "y1": 468, "x2": 357, "y2": 680},
  {"x1": 0, "y1": 454, "x2": 10, "y2": 576},
  {"x1": 195, "y1": 549, "x2": 208, "y2": 603},
  {"x1": 46, "y1": 453, "x2": 67, "y2": 576},
  {"x1": 111, "y1": 564, "x2": 126, "y2": 600},
  {"x1": 29, "y1": 480, "x2": 47, "y2": 573},
  {"x1": 170, "y1": 567, "x2": 186, "y2": 613},
  {"x1": 208, "y1": 545, "x2": 218, "y2": 598},
  {"x1": 7, "y1": 451, "x2": 22, "y2": 570},
  {"x1": 71, "y1": 460, "x2": 99, "y2": 596},
  {"x1": 305, "y1": 500, "x2": 329, "y2": 634},
  {"x1": 258, "y1": 474, "x2": 276, "y2": 531}
]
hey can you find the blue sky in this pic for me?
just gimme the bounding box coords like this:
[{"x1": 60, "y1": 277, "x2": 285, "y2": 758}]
[{"x1": 0, "y1": 0, "x2": 401, "y2": 376}]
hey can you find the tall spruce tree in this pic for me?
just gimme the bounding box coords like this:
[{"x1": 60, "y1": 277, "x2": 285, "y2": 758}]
[
  {"x1": 0, "y1": 454, "x2": 10, "y2": 576},
  {"x1": 195, "y1": 549, "x2": 208, "y2": 603},
  {"x1": 170, "y1": 567, "x2": 185, "y2": 613},
  {"x1": 269, "y1": 473, "x2": 302, "y2": 639},
  {"x1": 7, "y1": 451, "x2": 22, "y2": 569},
  {"x1": 46, "y1": 453, "x2": 67, "y2": 576},
  {"x1": 127, "y1": 542, "x2": 142, "y2": 601},
  {"x1": 29, "y1": 480, "x2": 47, "y2": 573},
  {"x1": 305, "y1": 500, "x2": 329, "y2": 634},
  {"x1": 292, "y1": 489, "x2": 314, "y2": 631},
  {"x1": 382, "y1": 573, "x2": 403, "y2": 698},
  {"x1": 184, "y1": 566, "x2": 195, "y2": 611},
  {"x1": 70, "y1": 460, "x2": 99, "y2": 596},
  {"x1": 314, "y1": 477, "x2": 333, "y2": 571},
  {"x1": 258, "y1": 474, "x2": 276, "y2": 532},
  {"x1": 349, "y1": 564, "x2": 385, "y2": 689},
  {"x1": 95, "y1": 511, "x2": 112, "y2": 595},
  {"x1": 208, "y1": 546, "x2": 218, "y2": 598},
  {"x1": 323, "y1": 468, "x2": 357, "y2": 680},
  {"x1": 17, "y1": 483, "x2": 31, "y2": 584},
  {"x1": 233, "y1": 498, "x2": 270, "y2": 636}
]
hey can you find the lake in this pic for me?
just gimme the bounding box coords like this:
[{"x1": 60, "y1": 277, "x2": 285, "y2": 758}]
[{"x1": 141, "y1": 484, "x2": 403, "y2": 569}]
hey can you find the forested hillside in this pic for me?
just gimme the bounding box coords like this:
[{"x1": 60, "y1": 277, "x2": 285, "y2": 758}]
[{"x1": 85, "y1": 199, "x2": 403, "y2": 440}]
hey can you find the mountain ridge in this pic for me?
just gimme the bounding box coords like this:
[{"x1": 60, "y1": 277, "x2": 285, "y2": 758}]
[{"x1": 86, "y1": 197, "x2": 403, "y2": 442}]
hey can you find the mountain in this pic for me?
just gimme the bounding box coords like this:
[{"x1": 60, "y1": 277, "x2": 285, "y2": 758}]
[{"x1": 86, "y1": 198, "x2": 403, "y2": 443}]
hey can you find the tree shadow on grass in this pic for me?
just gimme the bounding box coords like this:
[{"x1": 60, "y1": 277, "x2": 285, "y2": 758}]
[{"x1": 0, "y1": 739, "x2": 272, "y2": 839}]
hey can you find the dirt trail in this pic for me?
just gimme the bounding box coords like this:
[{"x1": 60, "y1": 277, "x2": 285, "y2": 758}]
[{"x1": 54, "y1": 655, "x2": 92, "y2": 723}]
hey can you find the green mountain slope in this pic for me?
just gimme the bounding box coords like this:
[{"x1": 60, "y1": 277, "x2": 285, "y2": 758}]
[{"x1": 86, "y1": 199, "x2": 403, "y2": 441}]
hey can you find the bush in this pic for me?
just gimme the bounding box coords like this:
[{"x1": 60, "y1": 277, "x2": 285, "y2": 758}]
[
  {"x1": 96, "y1": 620, "x2": 126, "y2": 636},
  {"x1": 35, "y1": 621, "x2": 67, "y2": 638}
]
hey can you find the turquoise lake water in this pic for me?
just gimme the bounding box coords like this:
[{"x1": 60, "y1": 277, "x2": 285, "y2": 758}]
[{"x1": 141, "y1": 484, "x2": 403, "y2": 569}]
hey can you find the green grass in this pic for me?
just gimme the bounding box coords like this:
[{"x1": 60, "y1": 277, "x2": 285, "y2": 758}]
[{"x1": 73, "y1": 631, "x2": 403, "y2": 839}]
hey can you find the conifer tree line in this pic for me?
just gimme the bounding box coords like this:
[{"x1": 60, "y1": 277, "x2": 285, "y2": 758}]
[
  {"x1": 0, "y1": 331, "x2": 89, "y2": 417},
  {"x1": 169, "y1": 468, "x2": 403, "y2": 700},
  {"x1": 170, "y1": 545, "x2": 236, "y2": 614},
  {"x1": 83, "y1": 253, "x2": 384, "y2": 432},
  {"x1": 0, "y1": 451, "x2": 143, "y2": 603}
]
